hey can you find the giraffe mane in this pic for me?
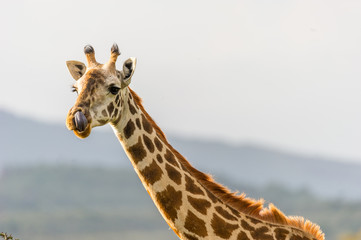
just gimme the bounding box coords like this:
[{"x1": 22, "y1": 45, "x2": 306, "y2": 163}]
[{"x1": 129, "y1": 88, "x2": 324, "y2": 240}]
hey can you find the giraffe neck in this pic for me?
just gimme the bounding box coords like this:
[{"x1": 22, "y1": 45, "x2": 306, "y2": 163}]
[{"x1": 110, "y1": 89, "x2": 323, "y2": 240}]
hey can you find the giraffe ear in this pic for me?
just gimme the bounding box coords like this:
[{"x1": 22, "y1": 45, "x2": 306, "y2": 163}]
[
  {"x1": 66, "y1": 60, "x2": 86, "y2": 80},
  {"x1": 120, "y1": 57, "x2": 137, "y2": 88}
]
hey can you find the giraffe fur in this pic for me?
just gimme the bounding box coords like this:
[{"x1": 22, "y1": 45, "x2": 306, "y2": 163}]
[{"x1": 65, "y1": 44, "x2": 325, "y2": 240}]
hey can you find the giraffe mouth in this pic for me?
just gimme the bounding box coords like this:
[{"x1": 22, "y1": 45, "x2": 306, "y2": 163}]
[
  {"x1": 73, "y1": 125, "x2": 92, "y2": 139},
  {"x1": 73, "y1": 111, "x2": 92, "y2": 138},
  {"x1": 74, "y1": 111, "x2": 88, "y2": 132},
  {"x1": 66, "y1": 110, "x2": 92, "y2": 139}
]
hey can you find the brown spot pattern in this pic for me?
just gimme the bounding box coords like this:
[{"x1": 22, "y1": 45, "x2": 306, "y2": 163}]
[
  {"x1": 141, "y1": 160, "x2": 163, "y2": 185},
  {"x1": 154, "y1": 137, "x2": 163, "y2": 151},
  {"x1": 98, "y1": 119, "x2": 108, "y2": 125},
  {"x1": 246, "y1": 216, "x2": 262, "y2": 225},
  {"x1": 180, "y1": 163, "x2": 188, "y2": 171},
  {"x1": 164, "y1": 149, "x2": 180, "y2": 168},
  {"x1": 102, "y1": 109, "x2": 108, "y2": 117},
  {"x1": 88, "y1": 70, "x2": 103, "y2": 80},
  {"x1": 78, "y1": 99, "x2": 90, "y2": 109},
  {"x1": 290, "y1": 235, "x2": 309, "y2": 240},
  {"x1": 107, "y1": 102, "x2": 114, "y2": 115},
  {"x1": 187, "y1": 196, "x2": 211, "y2": 215},
  {"x1": 184, "y1": 210, "x2": 208, "y2": 237},
  {"x1": 238, "y1": 232, "x2": 250, "y2": 240},
  {"x1": 215, "y1": 206, "x2": 238, "y2": 221},
  {"x1": 274, "y1": 228, "x2": 290, "y2": 240},
  {"x1": 156, "y1": 154, "x2": 163, "y2": 163},
  {"x1": 143, "y1": 134, "x2": 155, "y2": 153},
  {"x1": 211, "y1": 213, "x2": 239, "y2": 238},
  {"x1": 229, "y1": 207, "x2": 241, "y2": 218},
  {"x1": 165, "y1": 163, "x2": 182, "y2": 185},
  {"x1": 185, "y1": 175, "x2": 204, "y2": 196},
  {"x1": 241, "y1": 220, "x2": 255, "y2": 232},
  {"x1": 135, "y1": 118, "x2": 141, "y2": 129},
  {"x1": 112, "y1": 112, "x2": 122, "y2": 126},
  {"x1": 127, "y1": 136, "x2": 147, "y2": 164},
  {"x1": 250, "y1": 226, "x2": 273, "y2": 240},
  {"x1": 123, "y1": 119, "x2": 135, "y2": 139},
  {"x1": 128, "y1": 99, "x2": 137, "y2": 115},
  {"x1": 205, "y1": 189, "x2": 219, "y2": 204},
  {"x1": 155, "y1": 185, "x2": 182, "y2": 222},
  {"x1": 90, "y1": 86, "x2": 96, "y2": 95},
  {"x1": 184, "y1": 233, "x2": 199, "y2": 240},
  {"x1": 141, "y1": 114, "x2": 153, "y2": 134},
  {"x1": 113, "y1": 108, "x2": 118, "y2": 118}
]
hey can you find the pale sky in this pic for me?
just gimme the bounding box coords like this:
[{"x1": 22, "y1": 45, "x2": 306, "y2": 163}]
[{"x1": 1, "y1": 0, "x2": 361, "y2": 162}]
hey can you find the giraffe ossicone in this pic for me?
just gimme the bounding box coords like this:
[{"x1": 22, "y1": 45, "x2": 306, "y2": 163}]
[{"x1": 65, "y1": 44, "x2": 325, "y2": 240}]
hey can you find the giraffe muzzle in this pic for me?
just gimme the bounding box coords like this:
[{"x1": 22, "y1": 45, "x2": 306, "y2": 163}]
[{"x1": 74, "y1": 111, "x2": 88, "y2": 132}]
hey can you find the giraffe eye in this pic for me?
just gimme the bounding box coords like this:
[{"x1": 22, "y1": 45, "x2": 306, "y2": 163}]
[{"x1": 109, "y1": 86, "x2": 120, "y2": 95}]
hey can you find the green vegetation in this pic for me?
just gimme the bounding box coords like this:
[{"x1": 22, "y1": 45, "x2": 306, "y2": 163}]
[
  {"x1": 0, "y1": 166, "x2": 177, "y2": 240},
  {"x1": 0, "y1": 166, "x2": 360, "y2": 240},
  {"x1": 0, "y1": 232, "x2": 18, "y2": 240},
  {"x1": 339, "y1": 229, "x2": 361, "y2": 240}
]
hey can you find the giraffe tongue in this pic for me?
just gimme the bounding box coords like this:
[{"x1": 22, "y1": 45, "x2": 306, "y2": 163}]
[{"x1": 74, "y1": 111, "x2": 88, "y2": 132}]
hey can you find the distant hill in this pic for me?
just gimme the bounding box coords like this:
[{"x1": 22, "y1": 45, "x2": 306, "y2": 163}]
[
  {"x1": 1, "y1": 166, "x2": 360, "y2": 240},
  {"x1": 1, "y1": 109, "x2": 361, "y2": 200}
]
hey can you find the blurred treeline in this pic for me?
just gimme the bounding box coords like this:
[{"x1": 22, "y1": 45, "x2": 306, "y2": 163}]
[{"x1": 0, "y1": 166, "x2": 360, "y2": 240}]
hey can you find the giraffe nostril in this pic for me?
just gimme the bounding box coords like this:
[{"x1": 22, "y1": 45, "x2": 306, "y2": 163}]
[{"x1": 74, "y1": 111, "x2": 88, "y2": 132}]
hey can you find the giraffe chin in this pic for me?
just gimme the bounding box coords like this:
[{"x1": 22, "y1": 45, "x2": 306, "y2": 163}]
[{"x1": 73, "y1": 125, "x2": 92, "y2": 139}]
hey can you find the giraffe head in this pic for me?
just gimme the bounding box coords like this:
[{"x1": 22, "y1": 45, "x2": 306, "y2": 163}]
[{"x1": 66, "y1": 44, "x2": 136, "y2": 138}]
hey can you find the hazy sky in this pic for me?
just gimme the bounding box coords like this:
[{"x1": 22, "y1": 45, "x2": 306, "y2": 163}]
[{"x1": 1, "y1": 0, "x2": 361, "y2": 162}]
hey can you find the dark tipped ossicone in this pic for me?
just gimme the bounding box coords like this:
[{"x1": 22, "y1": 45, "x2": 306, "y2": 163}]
[
  {"x1": 84, "y1": 44, "x2": 94, "y2": 54},
  {"x1": 111, "y1": 43, "x2": 120, "y2": 55},
  {"x1": 74, "y1": 111, "x2": 88, "y2": 132}
]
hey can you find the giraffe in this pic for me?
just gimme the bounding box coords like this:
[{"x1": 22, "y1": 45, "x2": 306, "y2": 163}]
[{"x1": 65, "y1": 44, "x2": 325, "y2": 240}]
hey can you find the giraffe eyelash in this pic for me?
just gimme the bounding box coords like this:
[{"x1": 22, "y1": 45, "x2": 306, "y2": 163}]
[{"x1": 71, "y1": 86, "x2": 78, "y2": 93}]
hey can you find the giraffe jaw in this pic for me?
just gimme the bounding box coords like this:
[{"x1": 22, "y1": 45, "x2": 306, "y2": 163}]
[{"x1": 73, "y1": 125, "x2": 92, "y2": 139}]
